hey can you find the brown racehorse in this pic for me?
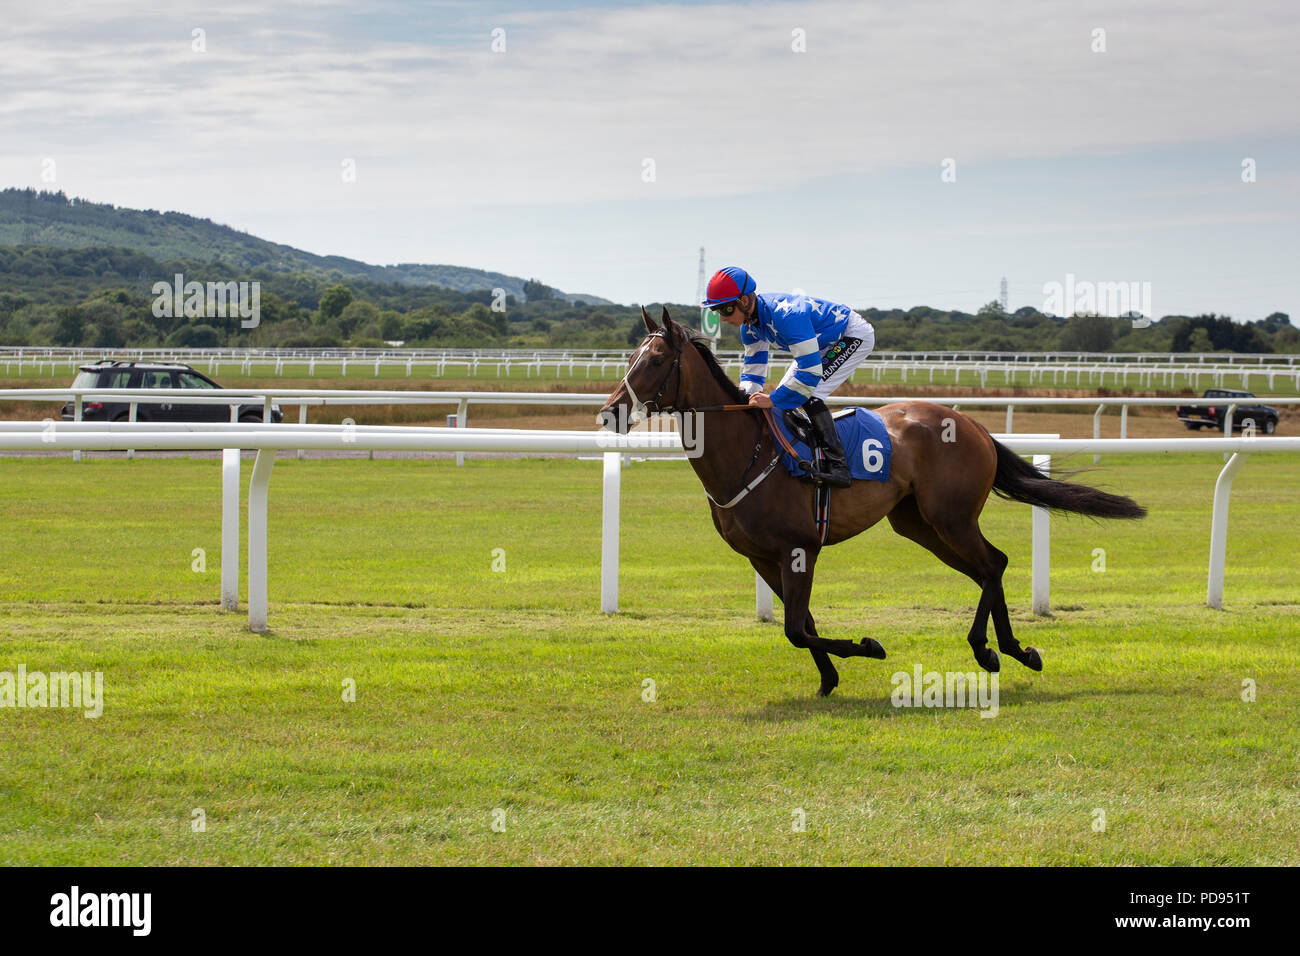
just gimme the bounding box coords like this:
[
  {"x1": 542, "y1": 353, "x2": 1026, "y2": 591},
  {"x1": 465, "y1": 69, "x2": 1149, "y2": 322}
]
[{"x1": 599, "y1": 307, "x2": 1146, "y2": 697}]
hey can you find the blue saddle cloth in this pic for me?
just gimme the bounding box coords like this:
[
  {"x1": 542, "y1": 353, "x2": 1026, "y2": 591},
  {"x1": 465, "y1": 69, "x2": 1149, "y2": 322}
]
[{"x1": 773, "y1": 407, "x2": 892, "y2": 483}]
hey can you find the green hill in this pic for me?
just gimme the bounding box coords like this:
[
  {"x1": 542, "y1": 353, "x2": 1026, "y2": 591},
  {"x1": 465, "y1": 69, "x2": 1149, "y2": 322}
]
[
  {"x1": 0, "y1": 188, "x2": 609, "y2": 305},
  {"x1": 0, "y1": 188, "x2": 1292, "y2": 354}
]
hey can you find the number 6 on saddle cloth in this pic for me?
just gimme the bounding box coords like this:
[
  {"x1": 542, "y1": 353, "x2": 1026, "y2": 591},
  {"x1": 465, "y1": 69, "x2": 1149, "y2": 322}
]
[{"x1": 772, "y1": 406, "x2": 893, "y2": 484}]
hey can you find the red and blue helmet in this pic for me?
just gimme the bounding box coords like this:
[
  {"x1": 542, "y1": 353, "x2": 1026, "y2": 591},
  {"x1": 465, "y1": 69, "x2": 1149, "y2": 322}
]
[{"x1": 702, "y1": 266, "x2": 756, "y2": 307}]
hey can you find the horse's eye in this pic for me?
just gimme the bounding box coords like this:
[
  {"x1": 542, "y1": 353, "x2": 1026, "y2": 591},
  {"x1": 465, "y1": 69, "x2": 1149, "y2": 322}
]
[{"x1": 649, "y1": 356, "x2": 664, "y2": 367}]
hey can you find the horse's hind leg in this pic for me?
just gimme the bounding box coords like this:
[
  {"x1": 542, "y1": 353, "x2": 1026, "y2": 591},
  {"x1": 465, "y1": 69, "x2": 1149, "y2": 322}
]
[
  {"x1": 750, "y1": 556, "x2": 840, "y2": 697},
  {"x1": 889, "y1": 498, "x2": 997, "y2": 670},
  {"x1": 926, "y1": 514, "x2": 1041, "y2": 673},
  {"x1": 980, "y1": 537, "x2": 1042, "y2": 672}
]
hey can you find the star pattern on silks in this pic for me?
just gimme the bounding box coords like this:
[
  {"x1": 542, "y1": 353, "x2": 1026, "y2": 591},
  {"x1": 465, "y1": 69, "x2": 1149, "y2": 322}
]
[
  {"x1": 773, "y1": 297, "x2": 795, "y2": 314},
  {"x1": 831, "y1": 306, "x2": 848, "y2": 320}
]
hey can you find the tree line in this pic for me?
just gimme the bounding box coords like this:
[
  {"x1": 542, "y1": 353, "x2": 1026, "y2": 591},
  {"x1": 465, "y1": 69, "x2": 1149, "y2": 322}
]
[{"x1": 0, "y1": 244, "x2": 1294, "y2": 353}]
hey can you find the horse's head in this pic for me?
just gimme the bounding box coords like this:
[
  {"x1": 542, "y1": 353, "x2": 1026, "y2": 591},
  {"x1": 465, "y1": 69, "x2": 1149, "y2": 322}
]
[{"x1": 598, "y1": 306, "x2": 688, "y2": 433}]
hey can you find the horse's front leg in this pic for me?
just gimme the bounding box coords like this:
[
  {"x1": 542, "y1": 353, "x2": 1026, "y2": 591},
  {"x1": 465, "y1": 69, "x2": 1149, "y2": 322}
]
[
  {"x1": 751, "y1": 556, "x2": 838, "y2": 696},
  {"x1": 779, "y1": 548, "x2": 886, "y2": 666}
]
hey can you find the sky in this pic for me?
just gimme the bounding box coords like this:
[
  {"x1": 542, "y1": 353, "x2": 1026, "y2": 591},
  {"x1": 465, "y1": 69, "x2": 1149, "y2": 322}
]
[{"x1": 1, "y1": 0, "x2": 1297, "y2": 318}]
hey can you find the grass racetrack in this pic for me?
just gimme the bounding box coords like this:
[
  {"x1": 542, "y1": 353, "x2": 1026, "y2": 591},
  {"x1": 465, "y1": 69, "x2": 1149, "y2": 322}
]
[{"x1": 0, "y1": 452, "x2": 1297, "y2": 865}]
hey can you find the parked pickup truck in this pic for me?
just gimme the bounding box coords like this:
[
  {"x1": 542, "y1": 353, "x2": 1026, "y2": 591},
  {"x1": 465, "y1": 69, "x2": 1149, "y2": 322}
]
[{"x1": 1175, "y1": 389, "x2": 1279, "y2": 434}]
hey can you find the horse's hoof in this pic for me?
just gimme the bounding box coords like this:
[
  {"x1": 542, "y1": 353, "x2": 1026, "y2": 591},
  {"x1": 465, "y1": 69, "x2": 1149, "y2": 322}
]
[
  {"x1": 977, "y1": 647, "x2": 1001, "y2": 673},
  {"x1": 859, "y1": 637, "x2": 887, "y2": 659},
  {"x1": 1023, "y1": 647, "x2": 1043, "y2": 671},
  {"x1": 817, "y1": 682, "x2": 836, "y2": 698}
]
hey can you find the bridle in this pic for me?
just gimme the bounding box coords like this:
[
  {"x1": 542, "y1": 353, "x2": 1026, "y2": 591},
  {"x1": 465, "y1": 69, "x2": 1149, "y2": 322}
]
[
  {"x1": 618, "y1": 330, "x2": 782, "y2": 509},
  {"x1": 622, "y1": 331, "x2": 684, "y2": 421}
]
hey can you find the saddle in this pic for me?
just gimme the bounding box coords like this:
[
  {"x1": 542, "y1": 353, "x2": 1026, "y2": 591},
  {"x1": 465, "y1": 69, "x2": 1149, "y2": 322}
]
[
  {"x1": 762, "y1": 406, "x2": 895, "y2": 545},
  {"x1": 769, "y1": 406, "x2": 893, "y2": 485}
]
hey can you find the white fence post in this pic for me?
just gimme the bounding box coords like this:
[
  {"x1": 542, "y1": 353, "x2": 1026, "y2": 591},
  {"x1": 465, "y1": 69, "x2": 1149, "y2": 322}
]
[
  {"x1": 1092, "y1": 404, "x2": 1104, "y2": 464},
  {"x1": 1031, "y1": 453, "x2": 1051, "y2": 615},
  {"x1": 221, "y1": 448, "x2": 240, "y2": 610},
  {"x1": 1223, "y1": 403, "x2": 1237, "y2": 462},
  {"x1": 600, "y1": 451, "x2": 620, "y2": 613},
  {"x1": 248, "y1": 449, "x2": 275, "y2": 632},
  {"x1": 127, "y1": 402, "x2": 137, "y2": 460},
  {"x1": 456, "y1": 398, "x2": 469, "y2": 467},
  {"x1": 73, "y1": 395, "x2": 82, "y2": 463},
  {"x1": 756, "y1": 572, "x2": 775, "y2": 622},
  {"x1": 1207, "y1": 453, "x2": 1247, "y2": 610}
]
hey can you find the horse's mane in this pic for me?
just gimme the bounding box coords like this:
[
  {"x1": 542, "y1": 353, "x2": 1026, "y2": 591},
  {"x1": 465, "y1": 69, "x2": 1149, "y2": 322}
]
[{"x1": 679, "y1": 326, "x2": 746, "y2": 403}]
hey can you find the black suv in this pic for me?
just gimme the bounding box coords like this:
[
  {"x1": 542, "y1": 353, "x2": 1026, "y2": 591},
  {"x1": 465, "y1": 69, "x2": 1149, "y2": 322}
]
[{"x1": 59, "y1": 362, "x2": 283, "y2": 423}]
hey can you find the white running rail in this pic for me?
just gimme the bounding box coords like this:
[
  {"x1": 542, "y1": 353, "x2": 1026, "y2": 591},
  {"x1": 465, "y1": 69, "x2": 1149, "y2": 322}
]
[{"x1": 0, "y1": 423, "x2": 1294, "y2": 629}]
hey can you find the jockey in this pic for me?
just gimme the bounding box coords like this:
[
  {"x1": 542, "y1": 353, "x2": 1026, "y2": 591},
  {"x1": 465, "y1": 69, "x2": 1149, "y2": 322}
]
[{"x1": 702, "y1": 266, "x2": 875, "y2": 488}]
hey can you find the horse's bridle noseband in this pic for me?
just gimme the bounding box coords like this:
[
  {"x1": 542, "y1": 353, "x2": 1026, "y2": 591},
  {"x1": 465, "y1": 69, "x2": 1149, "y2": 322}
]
[{"x1": 623, "y1": 330, "x2": 683, "y2": 419}]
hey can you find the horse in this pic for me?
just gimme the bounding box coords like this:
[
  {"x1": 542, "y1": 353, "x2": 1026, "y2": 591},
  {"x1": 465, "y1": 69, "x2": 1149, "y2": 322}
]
[{"x1": 598, "y1": 307, "x2": 1146, "y2": 697}]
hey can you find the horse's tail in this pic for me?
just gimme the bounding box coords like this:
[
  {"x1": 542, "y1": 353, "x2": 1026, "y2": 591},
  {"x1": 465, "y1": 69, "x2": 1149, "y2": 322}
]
[{"x1": 989, "y1": 437, "x2": 1146, "y2": 519}]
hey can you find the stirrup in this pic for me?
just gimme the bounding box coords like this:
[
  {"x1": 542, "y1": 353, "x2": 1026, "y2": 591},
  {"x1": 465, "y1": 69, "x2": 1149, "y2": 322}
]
[
  {"x1": 811, "y1": 447, "x2": 852, "y2": 488},
  {"x1": 815, "y1": 464, "x2": 852, "y2": 488}
]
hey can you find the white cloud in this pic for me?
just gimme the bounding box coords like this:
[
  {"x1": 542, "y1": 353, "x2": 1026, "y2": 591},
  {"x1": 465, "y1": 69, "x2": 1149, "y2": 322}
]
[
  {"x1": 0, "y1": 1, "x2": 1295, "y2": 314},
  {"x1": 3, "y1": 0, "x2": 1296, "y2": 209}
]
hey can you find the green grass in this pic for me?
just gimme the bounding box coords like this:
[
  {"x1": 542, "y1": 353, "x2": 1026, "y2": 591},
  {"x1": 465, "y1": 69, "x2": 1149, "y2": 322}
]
[{"x1": 0, "y1": 453, "x2": 1297, "y2": 864}]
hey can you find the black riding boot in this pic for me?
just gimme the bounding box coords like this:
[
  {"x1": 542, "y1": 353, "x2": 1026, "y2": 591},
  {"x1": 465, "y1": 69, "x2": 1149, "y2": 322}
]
[{"x1": 805, "y1": 398, "x2": 852, "y2": 488}]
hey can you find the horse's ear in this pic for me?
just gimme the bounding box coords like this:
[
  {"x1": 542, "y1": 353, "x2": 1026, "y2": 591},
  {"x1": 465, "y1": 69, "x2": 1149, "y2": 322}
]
[
  {"x1": 659, "y1": 307, "x2": 677, "y2": 344},
  {"x1": 641, "y1": 306, "x2": 658, "y2": 333}
]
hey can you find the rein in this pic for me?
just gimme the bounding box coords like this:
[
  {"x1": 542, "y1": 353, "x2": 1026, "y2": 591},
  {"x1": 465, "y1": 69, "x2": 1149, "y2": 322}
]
[
  {"x1": 680, "y1": 403, "x2": 753, "y2": 413},
  {"x1": 621, "y1": 330, "x2": 786, "y2": 509},
  {"x1": 704, "y1": 407, "x2": 816, "y2": 509},
  {"x1": 706, "y1": 448, "x2": 782, "y2": 509},
  {"x1": 668, "y1": 401, "x2": 780, "y2": 509}
]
